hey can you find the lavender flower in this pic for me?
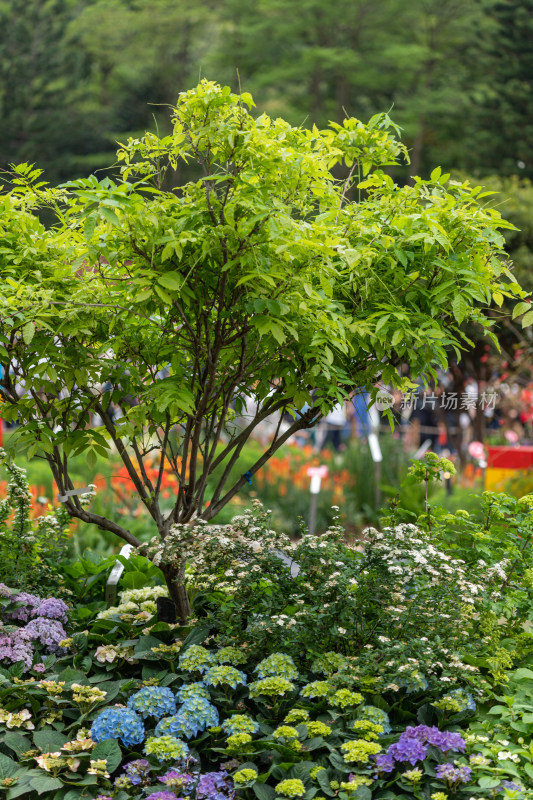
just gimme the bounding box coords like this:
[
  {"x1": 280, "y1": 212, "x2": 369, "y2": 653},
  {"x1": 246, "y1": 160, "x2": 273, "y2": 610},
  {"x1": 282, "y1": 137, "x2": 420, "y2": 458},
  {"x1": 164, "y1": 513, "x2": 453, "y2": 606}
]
[
  {"x1": 196, "y1": 771, "x2": 235, "y2": 800},
  {"x1": 5, "y1": 593, "x2": 40, "y2": 622},
  {"x1": 159, "y1": 769, "x2": 193, "y2": 790},
  {"x1": 0, "y1": 631, "x2": 33, "y2": 669},
  {"x1": 388, "y1": 737, "x2": 427, "y2": 765},
  {"x1": 435, "y1": 763, "x2": 472, "y2": 784},
  {"x1": 24, "y1": 617, "x2": 66, "y2": 653},
  {"x1": 375, "y1": 753, "x2": 395, "y2": 773},
  {"x1": 35, "y1": 598, "x2": 69, "y2": 623},
  {"x1": 146, "y1": 792, "x2": 176, "y2": 800},
  {"x1": 0, "y1": 583, "x2": 12, "y2": 598},
  {"x1": 123, "y1": 758, "x2": 151, "y2": 786}
]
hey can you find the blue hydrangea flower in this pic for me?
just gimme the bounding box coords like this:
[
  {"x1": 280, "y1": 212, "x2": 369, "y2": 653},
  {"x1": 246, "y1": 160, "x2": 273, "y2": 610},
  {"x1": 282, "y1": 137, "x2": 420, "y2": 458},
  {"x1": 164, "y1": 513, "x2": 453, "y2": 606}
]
[
  {"x1": 122, "y1": 759, "x2": 151, "y2": 786},
  {"x1": 255, "y1": 653, "x2": 298, "y2": 680},
  {"x1": 127, "y1": 687, "x2": 177, "y2": 719},
  {"x1": 176, "y1": 682, "x2": 210, "y2": 703},
  {"x1": 398, "y1": 670, "x2": 428, "y2": 694},
  {"x1": 156, "y1": 699, "x2": 219, "y2": 740},
  {"x1": 204, "y1": 665, "x2": 247, "y2": 689},
  {"x1": 91, "y1": 707, "x2": 145, "y2": 748}
]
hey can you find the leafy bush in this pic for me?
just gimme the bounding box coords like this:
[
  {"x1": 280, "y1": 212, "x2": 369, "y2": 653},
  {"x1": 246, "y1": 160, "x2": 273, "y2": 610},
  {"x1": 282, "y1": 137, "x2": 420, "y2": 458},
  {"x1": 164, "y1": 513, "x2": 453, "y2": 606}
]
[{"x1": 0, "y1": 450, "x2": 74, "y2": 595}]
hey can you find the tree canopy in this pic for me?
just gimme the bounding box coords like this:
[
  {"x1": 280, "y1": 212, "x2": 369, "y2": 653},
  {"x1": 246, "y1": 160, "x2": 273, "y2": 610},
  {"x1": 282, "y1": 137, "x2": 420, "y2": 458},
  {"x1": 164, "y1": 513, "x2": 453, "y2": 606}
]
[{"x1": 0, "y1": 81, "x2": 528, "y2": 618}]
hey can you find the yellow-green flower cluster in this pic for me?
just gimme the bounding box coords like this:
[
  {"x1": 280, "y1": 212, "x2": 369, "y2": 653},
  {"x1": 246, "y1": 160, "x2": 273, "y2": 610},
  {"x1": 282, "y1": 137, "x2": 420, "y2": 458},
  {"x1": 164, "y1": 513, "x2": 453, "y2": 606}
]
[
  {"x1": 221, "y1": 714, "x2": 259, "y2": 735},
  {"x1": 330, "y1": 689, "x2": 363, "y2": 708},
  {"x1": 341, "y1": 739, "x2": 381, "y2": 763},
  {"x1": 179, "y1": 645, "x2": 214, "y2": 673},
  {"x1": 226, "y1": 733, "x2": 252, "y2": 751},
  {"x1": 275, "y1": 779, "x2": 306, "y2": 797},
  {"x1": 215, "y1": 646, "x2": 248, "y2": 666},
  {"x1": 300, "y1": 681, "x2": 331, "y2": 698},
  {"x1": 273, "y1": 725, "x2": 299, "y2": 740},
  {"x1": 40, "y1": 680, "x2": 65, "y2": 696},
  {"x1": 403, "y1": 769, "x2": 423, "y2": 783},
  {"x1": 70, "y1": 683, "x2": 107, "y2": 705},
  {"x1": 306, "y1": 721, "x2": 332, "y2": 737},
  {"x1": 351, "y1": 720, "x2": 383, "y2": 740},
  {"x1": 151, "y1": 642, "x2": 182, "y2": 658},
  {"x1": 249, "y1": 677, "x2": 295, "y2": 698},
  {"x1": 431, "y1": 793, "x2": 448, "y2": 800},
  {"x1": 310, "y1": 766, "x2": 326, "y2": 780},
  {"x1": 233, "y1": 768, "x2": 258, "y2": 785},
  {"x1": 204, "y1": 665, "x2": 247, "y2": 689},
  {"x1": 340, "y1": 776, "x2": 373, "y2": 791},
  {"x1": 144, "y1": 735, "x2": 189, "y2": 762},
  {"x1": 87, "y1": 758, "x2": 109, "y2": 777},
  {"x1": 255, "y1": 653, "x2": 299, "y2": 680},
  {"x1": 285, "y1": 708, "x2": 309, "y2": 724}
]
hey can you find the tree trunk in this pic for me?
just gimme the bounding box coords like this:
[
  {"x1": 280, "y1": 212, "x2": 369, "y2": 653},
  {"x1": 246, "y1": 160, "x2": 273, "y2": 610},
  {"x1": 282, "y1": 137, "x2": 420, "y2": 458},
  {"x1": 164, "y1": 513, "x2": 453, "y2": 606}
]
[{"x1": 162, "y1": 561, "x2": 191, "y2": 624}]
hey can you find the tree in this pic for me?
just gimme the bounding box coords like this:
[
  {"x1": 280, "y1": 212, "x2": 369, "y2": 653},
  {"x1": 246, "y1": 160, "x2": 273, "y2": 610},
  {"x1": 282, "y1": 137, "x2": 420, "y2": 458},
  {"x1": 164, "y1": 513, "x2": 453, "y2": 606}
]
[{"x1": 0, "y1": 81, "x2": 526, "y2": 620}]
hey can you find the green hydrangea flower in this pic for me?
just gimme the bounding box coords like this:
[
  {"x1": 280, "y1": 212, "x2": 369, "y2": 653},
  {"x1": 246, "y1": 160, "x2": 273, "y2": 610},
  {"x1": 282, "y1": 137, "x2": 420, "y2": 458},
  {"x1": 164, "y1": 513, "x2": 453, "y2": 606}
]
[
  {"x1": 144, "y1": 735, "x2": 189, "y2": 762},
  {"x1": 351, "y1": 720, "x2": 383, "y2": 740},
  {"x1": 249, "y1": 677, "x2": 295, "y2": 698},
  {"x1": 284, "y1": 708, "x2": 309, "y2": 724},
  {"x1": 309, "y1": 766, "x2": 326, "y2": 779},
  {"x1": 204, "y1": 665, "x2": 247, "y2": 689},
  {"x1": 215, "y1": 646, "x2": 249, "y2": 666},
  {"x1": 233, "y1": 768, "x2": 258, "y2": 785},
  {"x1": 255, "y1": 653, "x2": 298, "y2": 680},
  {"x1": 329, "y1": 689, "x2": 363, "y2": 708},
  {"x1": 221, "y1": 714, "x2": 259, "y2": 735},
  {"x1": 306, "y1": 721, "x2": 332, "y2": 737},
  {"x1": 275, "y1": 779, "x2": 306, "y2": 797},
  {"x1": 226, "y1": 733, "x2": 252, "y2": 751},
  {"x1": 300, "y1": 681, "x2": 331, "y2": 698},
  {"x1": 178, "y1": 645, "x2": 214, "y2": 673},
  {"x1": 341, "y1": 739, "x2": 381, "y2": 763},
  {"x1": 273, "y1": 725, "x2": 299, "y2": 740}
]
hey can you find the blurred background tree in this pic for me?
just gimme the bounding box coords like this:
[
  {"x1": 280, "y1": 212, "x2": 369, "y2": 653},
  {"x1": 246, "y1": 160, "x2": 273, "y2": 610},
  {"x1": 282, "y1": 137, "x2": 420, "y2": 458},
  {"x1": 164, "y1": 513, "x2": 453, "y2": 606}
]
[{"x1": 1, "y1": 0, "x2": 530, "y2": 185}]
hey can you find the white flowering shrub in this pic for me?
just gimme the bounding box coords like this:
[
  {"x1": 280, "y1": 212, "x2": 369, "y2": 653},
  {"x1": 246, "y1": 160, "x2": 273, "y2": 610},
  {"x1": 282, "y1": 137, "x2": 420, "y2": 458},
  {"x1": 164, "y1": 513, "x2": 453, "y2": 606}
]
[{"x1": 153, "y1": 502, "x2": 505, "y2": 692}]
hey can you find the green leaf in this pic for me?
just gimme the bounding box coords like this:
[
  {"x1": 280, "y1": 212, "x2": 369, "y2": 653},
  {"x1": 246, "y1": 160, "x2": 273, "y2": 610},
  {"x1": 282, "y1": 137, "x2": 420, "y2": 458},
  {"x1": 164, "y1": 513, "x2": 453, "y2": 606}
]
[
  {"x1": 452, "y1": 293, "x2": 468, "y2": 324},
  {"x1": 91, "y1": 739, "x2": 122, "y2": 773},
  {"x1": 254, "y1": 784, "x2": 276, "y2": 800},
  {"x1": 29, "y1": 775, "x2": 64, "y2": 793},
  {"x1": 317, "y1": 770, "x2": 335, "y2": 796},
  {"x1": 522, "y1": 309, "x2": 533, "y2": 327},
  {"x1": 0, "y1": 753, "x2": 18, "y2": 780},
  {"x1": 33, "y1": 729, "x2": 68, "y2": 752},
  {"x1": 3, "y1": 732, "x2": 31, "y2": 756},
  {"x1": 512, "y1": 301, "x2": 531, "y2": 319},
  {"x1": 158, "y1": 272, "x2": 183, "y2": 291},
  {"x1": 22, "y1": 321, "x2": 35, "y2": 345}
]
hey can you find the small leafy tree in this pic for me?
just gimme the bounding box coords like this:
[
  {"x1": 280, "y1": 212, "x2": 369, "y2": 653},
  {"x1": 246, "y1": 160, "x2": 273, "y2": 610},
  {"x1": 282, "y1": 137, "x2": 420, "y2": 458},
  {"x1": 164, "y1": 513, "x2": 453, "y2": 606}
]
[{"x1": 0, "y1": 80, "x2": 526, "y2": 620}]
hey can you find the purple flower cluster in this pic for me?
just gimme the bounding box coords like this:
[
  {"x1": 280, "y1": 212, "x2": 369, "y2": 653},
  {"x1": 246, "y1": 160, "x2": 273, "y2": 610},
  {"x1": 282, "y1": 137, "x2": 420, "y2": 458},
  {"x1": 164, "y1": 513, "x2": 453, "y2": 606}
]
[
  {"x1": 375, "y1": 724, "x2": 466, "y2": 773},
  {"x1": 149, "y1": 792, "x2": 176, "y2": 800},
  {"x1": 0, "y1": 589, "x2": 70, "y2": 670},
  {"x1": 25, "y1": 618, "x2": 66, "y2": 653},
  {"x1": 159, "y1": 770, "x2": 194, "y2": 790},
  {"x1": 0, "y1": 631, "x2": 33, "y2": 669},
  {"x1": 197, "y1": 771, "x2": 235, "y2": 800},
  {"x1": 435, "y1": 763, "x2": 472, "y2": 784},
  {"x1": 123, "y1": 759, "x2": 151, "y2": 786}
]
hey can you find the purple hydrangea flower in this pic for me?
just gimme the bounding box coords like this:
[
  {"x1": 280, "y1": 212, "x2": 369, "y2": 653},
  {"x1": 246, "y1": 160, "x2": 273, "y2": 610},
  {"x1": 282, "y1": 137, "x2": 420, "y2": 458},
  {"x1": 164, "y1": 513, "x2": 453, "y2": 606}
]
[
  {"x1": 24, "y1": 617, "x2": 66, "y2": 653},
  {"x1": 375, "y1": 753, "x2": 395, "y2": 773},
  {"x1": 435, "y1": 763, "x2": 472, "y2": 784},
  {"x1": 0, "y1": 631, "x2": 33, "y2": 669},
  {"x1": 123, "y1": 758, "x2": 151, "y2": 786},
  {"x1": 32, "y1": 662, "x2": 46, "y2": 673},
  {"x1": 35, "y1": 598, "x2": 69, "y2": 623},
  {"x1": 148, "y1": 792, "x2": 177, "y2": 800},
  {"x1": 0, "y1": 583, "x2": 13, "y2": 598},
  {"x1": 388, "y1": 737, "x2": 427, "y2": 765},
  {"x1": 5, "y1": 593, "x2": 41, "y2": 622},
  {"x1": 159, "y1": 770, "x2": 194, "y2": 788},
  {"x1": 426, "y1": 728, "x2": 466, "y2": 753},
  {"x1": 500, "y1": 781, "x2": 522, "y2": 794},
  {"x1": 196, "y1": 771, "x2": 235, "y2": 800}
]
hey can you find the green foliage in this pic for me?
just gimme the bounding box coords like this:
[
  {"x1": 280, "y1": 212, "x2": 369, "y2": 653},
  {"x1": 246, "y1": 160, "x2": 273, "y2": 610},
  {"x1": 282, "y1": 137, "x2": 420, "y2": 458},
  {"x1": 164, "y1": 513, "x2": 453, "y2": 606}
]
[{"x1": 0, "y1": 450, "x2": 72, "y2": 595}]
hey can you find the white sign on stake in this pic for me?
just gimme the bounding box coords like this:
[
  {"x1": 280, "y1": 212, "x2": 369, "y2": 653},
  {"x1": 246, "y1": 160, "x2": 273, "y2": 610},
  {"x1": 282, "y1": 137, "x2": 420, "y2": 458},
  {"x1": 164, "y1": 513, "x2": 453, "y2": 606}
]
[{"x1": 57, "y1": 486, "x2": 92, "y2": 502}]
